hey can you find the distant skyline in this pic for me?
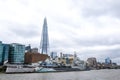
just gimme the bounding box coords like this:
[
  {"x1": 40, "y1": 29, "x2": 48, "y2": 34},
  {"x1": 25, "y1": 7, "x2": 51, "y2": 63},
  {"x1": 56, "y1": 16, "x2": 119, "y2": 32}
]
[{"x1": 0, "y1": 0, "x2": 120, "y2": 64}]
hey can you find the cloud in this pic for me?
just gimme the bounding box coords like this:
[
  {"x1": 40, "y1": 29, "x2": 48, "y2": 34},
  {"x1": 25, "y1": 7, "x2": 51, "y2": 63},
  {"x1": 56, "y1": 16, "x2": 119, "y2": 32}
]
[
  {"x1": 0, "y1": 0, "x2": 120, "y2": 64},
  {"x1": 73, "y1": 0, "x2": 120, "y2": 18},
  {"x1": 10, "y1": 24, "x2": 40, "y2": 38}
]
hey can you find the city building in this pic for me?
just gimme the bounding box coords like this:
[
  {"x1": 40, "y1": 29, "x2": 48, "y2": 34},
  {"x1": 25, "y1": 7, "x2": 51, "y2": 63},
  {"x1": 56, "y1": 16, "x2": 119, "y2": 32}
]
[
  {"x1": 40, "y1": 18, "x2": 49, "y2": 55},
  {"x1": 31, "y1": 48, "x2": 38, "y2": 53},
  {"x1": 60, "y1": 52, "x2": 63, "y2": 59},
  {"x1": 0, "y1": 41, "x2": 3, "y2": 65},
  {"x1": 50, "y1": 52, "x2": 57, "y2": 59},
  {"x1": 2, "y1": 44, "x2": 10, "y2": 64},
  {"x1": 24, "y1": 52, "x2": 49, "y2": 64},
  {"x1": 63, "y1": 54, "x2": 74, "y2": 58},
  {"x1": 9, "y1": 43, "x2": 25, "y2": 64},
  {"x1": 105, "y1": 57, "x2": 112, "y2": 64},
  {"x1": 0, "y1": 42, "x2": 10, "y2": 65},
  {"x1": 87, "y1": 57, "x2": 97, "y2": 68},
  {"x1": 25, "y1": 45, "x2": 38, "y2": 53},
  {"x1": 25, "y1": 44, "x2": 31, "y2": 52}
]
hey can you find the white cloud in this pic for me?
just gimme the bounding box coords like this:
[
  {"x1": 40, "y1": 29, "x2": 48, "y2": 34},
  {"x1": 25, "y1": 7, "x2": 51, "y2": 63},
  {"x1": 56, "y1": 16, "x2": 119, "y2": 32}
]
[{"x1": 0, "y1": 0, "x2": 120, "y2": 64}]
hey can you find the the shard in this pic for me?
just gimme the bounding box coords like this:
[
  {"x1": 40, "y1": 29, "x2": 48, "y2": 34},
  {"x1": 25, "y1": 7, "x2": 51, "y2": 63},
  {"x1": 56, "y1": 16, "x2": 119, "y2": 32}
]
[{"x1": 40, "y1": 18, "x2": 49, "y2": 54}]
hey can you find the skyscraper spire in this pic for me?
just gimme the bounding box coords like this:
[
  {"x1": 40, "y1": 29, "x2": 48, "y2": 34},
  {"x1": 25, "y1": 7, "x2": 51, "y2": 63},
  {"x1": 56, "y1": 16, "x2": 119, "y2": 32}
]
[{"x1": 40, "y1": 17, "x2": 49, "y2": 54}]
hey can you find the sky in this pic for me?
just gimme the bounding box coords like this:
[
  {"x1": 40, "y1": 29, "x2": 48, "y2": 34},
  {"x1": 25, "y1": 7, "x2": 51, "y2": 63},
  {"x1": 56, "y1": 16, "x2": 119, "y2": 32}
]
[{"x1": 0, "y1": 0, "x2": 120, "y2": 64}]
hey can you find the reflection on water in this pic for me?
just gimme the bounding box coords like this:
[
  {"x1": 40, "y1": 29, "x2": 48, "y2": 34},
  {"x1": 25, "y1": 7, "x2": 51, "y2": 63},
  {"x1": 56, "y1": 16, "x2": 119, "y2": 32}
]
[{"x1": 0, "y1": 69, "x2": 120, "y2": 80}]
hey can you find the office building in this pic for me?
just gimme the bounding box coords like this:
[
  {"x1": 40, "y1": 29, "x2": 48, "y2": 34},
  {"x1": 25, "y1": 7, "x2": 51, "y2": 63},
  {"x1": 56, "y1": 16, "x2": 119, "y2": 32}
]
[
  {"x1": 87, "y1": 57, "x2": 97, "y2": 67},
  {"x1": 9, "y1": 43, "x2": 25, "y2": 64},
  {"x1": 25, "y1": 44, "x2": 31, "y2": 52},
  {"x1": 105, "y1": 57, "x2": 112, "y2": 64},
  {"x1": 31, "y1": 48, "x2": 38, "y2": 53},
  {"x1": 2, "y1": 44, "x2": 10, "y2": 64},
  {"x1": 24, "y1": 52, "x2": 49, "y2": 64},
  {"x1": 0, "y1": 42, "x2": 10, "y2": 65},
  {"x1": 63, "y1": 54, "x2": 74, "y2": 58},
  {"x1": 50, "y1": 52, "x2": 57, "y2": 59},
  {"x1": 40, "y1": 18, "x2": 49, "y2": 54},
  {"x1": 0, "y1": 41, "x2": 3, "y2": 65}
]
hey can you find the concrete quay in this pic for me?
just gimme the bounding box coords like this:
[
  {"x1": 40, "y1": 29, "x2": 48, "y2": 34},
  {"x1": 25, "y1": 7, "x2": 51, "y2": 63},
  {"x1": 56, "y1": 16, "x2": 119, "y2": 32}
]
[{"x1": 6, "y1": 67, "x2": 34, "y2": 73}]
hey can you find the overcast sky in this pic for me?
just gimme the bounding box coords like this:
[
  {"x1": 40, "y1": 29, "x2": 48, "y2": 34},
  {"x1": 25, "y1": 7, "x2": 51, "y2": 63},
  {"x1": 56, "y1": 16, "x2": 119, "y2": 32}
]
[{"x1": 0, "y1": 0, "x2": 120, "y2": 64}]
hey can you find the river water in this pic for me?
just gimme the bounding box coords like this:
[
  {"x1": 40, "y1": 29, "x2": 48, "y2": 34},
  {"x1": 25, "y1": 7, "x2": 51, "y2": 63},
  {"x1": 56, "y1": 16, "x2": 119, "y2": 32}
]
[{"x1": 0, "y1": 69, "x2": 120, "y2": 80}]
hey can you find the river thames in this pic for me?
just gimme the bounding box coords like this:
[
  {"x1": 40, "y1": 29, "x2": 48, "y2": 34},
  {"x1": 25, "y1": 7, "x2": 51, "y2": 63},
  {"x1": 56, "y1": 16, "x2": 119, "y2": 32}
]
[{"x1": 0, "y1": 69, "x2": 120, "y2": 80}]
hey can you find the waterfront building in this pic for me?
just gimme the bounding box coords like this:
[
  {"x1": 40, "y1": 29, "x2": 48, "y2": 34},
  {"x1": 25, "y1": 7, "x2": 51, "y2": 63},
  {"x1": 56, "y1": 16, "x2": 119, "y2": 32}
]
[
  {"x1": 40, "y1": 18, "x2": 49, "y2": 55},
  {"x1": 87, "y1": 57, "x2": 97, "y2": 68},
  {"x1": 0, "y1": 41, "x2": 3, "y2": 65},
  {"x1": 9, "y1": 43, "x2": 25, "y2": 64},
  {"x1": 24, "y1": 52, "x2": 49, "y2": 64},
  {"x1": 2, "y1": 44, "x2": 10, "y2": 64}
]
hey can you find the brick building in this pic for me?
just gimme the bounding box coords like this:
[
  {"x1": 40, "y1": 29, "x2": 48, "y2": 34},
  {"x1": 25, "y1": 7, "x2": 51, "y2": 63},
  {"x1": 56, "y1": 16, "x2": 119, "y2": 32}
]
[{"x1": 24, "y1": 52, "x2": 49, "y2": 64}]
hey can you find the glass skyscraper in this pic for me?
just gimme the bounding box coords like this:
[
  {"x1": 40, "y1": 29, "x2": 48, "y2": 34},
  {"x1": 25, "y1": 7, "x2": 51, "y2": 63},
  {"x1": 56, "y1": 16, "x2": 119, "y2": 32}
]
[
  {"x1": 2, "y1": 44, "x2": 10, "y2": 64},
  {"x1": 50, "y1": 52, "x2": 57, "y2": 59},
  {"x1": 9, "y1": 43, "x2": 25, "y2": 64},
  {"x1": 105, "y1": 57, "x2": 111, "y2": 64},
  {"x1": 40, "y1": 18, "x2": 49, "y2": 55},
  {"x1": 0, "y1": 41, "x2": 3, "y2": 65}
]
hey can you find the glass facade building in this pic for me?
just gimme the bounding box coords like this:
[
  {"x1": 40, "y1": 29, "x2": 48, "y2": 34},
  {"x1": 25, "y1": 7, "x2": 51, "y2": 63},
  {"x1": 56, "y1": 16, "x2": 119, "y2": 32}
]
[
  {"x1": 2, "y1": 44, "x2": 10, "y2": 64},
  {"x1": 9, "y1": 43, "x2": 25, "y2": 64},
  {"x1": 105, "y1": 57, "x2": 111, "y2": 64},
  {"x1": 40, "y1": 18, "x2": 49, "y2": 54},
  {"x1": 0, "y1": 41, "x2": 3, "y2": 65},
  {"x1": 50, "y1": 52, "x2": 57, "y2": 59}
]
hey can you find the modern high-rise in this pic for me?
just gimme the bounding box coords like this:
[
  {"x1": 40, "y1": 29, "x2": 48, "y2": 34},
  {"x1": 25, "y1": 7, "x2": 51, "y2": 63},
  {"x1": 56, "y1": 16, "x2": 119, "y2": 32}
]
[
  {"x1": 9, "y1": 43, "x2": 25, "y2": 64},
  {"x1": 2, "y1": 44, "x2": 10, "y2": 64},
  {"x1": 105, "y1": 57, "x2": 111, "y2": 64},
  {"x1": 0, "y1": 42, "x2": 10, "y2": 65},
  {"x1": 40, "y1": 18, "x2": 49, "y2": 55},
  {"x1": 0, "y1": 41, "x2": 3, "y2": 65},
  {"x1": 50, "y1": 52, "x2": 57, "y2": 59}
]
